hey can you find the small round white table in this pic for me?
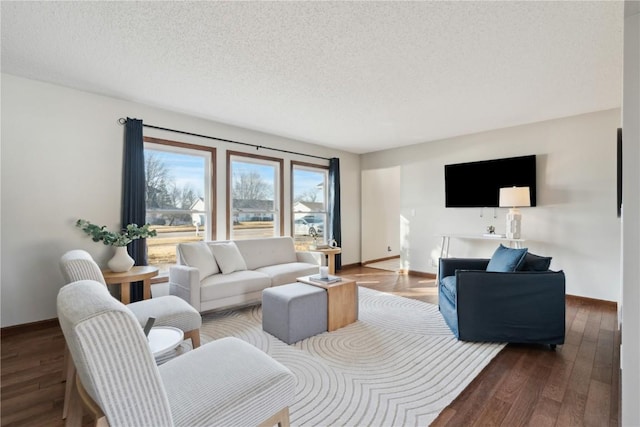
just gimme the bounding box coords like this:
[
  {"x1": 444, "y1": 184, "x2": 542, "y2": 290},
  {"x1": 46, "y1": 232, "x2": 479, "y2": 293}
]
[{"x1": 148, "y1": 326, "x2": 184, "y2": 358}]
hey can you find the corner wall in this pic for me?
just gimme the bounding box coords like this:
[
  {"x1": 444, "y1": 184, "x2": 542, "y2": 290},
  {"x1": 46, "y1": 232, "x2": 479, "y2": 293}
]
[
  {"x1": 362, "y1": 108, "x2": 621, "y2": 301},
  {"x1": 621, "y1": 1, "x2": 640, "y2": 424},
  {"x1": 0, "y1": 74, "x2": 361, "y2": 327}
]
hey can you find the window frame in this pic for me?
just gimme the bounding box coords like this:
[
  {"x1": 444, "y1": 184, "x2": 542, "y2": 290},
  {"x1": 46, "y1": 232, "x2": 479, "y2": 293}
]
[
  {"x1": 291, "y1": 160, "x2": 330, "y2": 245},
  {"x1": 143, "y1": 136, "x2": 216, "y2": 271},
  {"x1": 226, "y1": 150, "x2": 284, "y2": 239}
]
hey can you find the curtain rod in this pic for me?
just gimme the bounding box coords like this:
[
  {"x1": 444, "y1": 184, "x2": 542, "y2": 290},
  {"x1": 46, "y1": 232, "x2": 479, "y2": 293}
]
[{"x1": 118, "y1": 118, "x2": 331, "y2": 161}]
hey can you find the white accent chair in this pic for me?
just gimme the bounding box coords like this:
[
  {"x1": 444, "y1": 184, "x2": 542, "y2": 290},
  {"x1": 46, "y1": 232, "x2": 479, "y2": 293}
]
[
  {"x1": 57, "y1": 280, "x2": 295, "y2": 427},
  {"x1": 59, "y1": 250, "x2": 202, "y2": 420}
]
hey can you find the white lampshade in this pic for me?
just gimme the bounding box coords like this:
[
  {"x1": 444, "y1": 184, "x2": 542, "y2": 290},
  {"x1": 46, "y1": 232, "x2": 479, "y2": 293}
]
[{"x1": 499, "y1": 187, "x2": 531, "y2": 208}]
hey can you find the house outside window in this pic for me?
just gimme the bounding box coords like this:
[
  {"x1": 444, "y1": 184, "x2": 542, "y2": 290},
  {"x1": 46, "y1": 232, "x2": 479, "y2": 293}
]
[
  {"x1": 292, "y1": 162, "x2": 329, "y2": 251},
  {"x1": 144, "y1": 137, "x2": 215, "y2": 274},
  {"x1": 228, "y1": 151, "x2": 283, "y2": 240}
]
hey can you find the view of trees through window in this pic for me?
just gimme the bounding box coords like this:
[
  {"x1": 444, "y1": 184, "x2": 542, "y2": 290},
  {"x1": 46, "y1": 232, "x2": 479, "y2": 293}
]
[
  {"x1": 229, "y1": 155, "x2": 280, "y2": 240},
  {"x1": 144, "y1": 142, "x2": 212, "y2": 273},
  {"x1": 292, "y1": 164, "x2": 328, "y2": 251},
  {"x1": 146, "y1": 152, "x2": 201, "y2": 225}
]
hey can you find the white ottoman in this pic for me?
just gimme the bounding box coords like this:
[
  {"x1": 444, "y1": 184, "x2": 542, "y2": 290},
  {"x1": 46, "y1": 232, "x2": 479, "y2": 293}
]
[{"x1": 262, "y1": 283, "x2": 327, "y2": 344}]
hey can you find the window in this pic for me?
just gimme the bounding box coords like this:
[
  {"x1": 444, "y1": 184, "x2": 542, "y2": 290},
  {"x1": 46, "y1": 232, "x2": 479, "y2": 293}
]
[
  {"x1": 292, "y1": 162, "x2": 329, "y2": 251},
  {"x1": 228, "y1": 151, "x2": 283, "y2": 240},
  {"x1": 143, "y1": 137, "x2": 215, "y2": 274}
]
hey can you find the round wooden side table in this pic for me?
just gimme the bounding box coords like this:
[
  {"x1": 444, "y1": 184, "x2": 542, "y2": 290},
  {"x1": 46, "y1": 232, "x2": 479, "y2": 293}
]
[
  {"x1": 101, "y1": 266, "x2": 159, "y2": 304},
  {"x1": 310, "y1": 247, "x2": 342, "y2": 274}
]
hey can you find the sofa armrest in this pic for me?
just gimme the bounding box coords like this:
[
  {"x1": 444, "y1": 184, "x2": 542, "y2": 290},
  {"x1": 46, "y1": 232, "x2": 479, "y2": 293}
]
[
  {"x1": 296, "y1": 251, "x2": 319, "y2": 265},
  {"x1": 169, "y1": 265, "x2": 202, "y2": 312},
  {"x1": 455, "y1": 270, "x2": 566, "y2": 344},
  {"x1": 439, "y1": 258, "x2": 490, "y2": 280}
]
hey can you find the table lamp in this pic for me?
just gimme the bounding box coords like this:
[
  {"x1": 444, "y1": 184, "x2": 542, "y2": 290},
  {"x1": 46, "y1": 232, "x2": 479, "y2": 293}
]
[{"x1": 499, "y1": 186, "x2": 531, "y2": 239}]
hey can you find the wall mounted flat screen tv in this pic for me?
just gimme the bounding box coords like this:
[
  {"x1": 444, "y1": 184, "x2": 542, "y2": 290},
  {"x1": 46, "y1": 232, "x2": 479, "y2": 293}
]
[{"x1": 445, "y1": 155, "x2": 537, "y2": 208}]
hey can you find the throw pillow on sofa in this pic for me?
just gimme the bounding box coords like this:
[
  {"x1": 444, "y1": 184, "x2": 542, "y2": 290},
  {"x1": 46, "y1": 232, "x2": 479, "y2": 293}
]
[
  {"x1": 486, "y1": 244, "x2": 528, "y2": 272},
  {"x1": 209, "y1": 242, "x2": 248, "y2": 275},
  {"x1": 179, "y1": 242, "x2": 219, "y2": 278},
  {"x1": 518, "y1": 252, "x2": 552, "y2": 271}
]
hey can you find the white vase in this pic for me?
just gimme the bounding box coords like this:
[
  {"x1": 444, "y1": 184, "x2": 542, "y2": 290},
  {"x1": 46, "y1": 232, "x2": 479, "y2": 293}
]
[{"x1": 108, "y1": 246, "x2": 135, "y2": 272}]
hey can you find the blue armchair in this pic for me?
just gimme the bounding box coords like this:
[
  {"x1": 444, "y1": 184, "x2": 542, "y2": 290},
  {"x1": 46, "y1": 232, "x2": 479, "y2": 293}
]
[{"x1": 438, "y1": 258, "x2": 566, "y2": 347}]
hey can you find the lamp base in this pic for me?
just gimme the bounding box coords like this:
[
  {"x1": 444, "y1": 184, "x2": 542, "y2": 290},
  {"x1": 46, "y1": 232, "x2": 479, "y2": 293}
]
[{"x1": 505, "y1": 208, "x2": 522, "y2": 239}]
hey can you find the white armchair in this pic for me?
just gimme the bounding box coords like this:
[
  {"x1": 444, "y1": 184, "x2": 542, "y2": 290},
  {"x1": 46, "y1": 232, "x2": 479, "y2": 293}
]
[
  {"x1": 57, "y1": 280, "x2": 296, "y2": 427},
  {"x1": 59, "y1": 250, "x2": 202, "y2": 419}
]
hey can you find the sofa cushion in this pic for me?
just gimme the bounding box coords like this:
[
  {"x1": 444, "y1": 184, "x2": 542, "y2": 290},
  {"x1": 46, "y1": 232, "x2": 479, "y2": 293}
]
[
  {"x1": 200, "y1": 270, "x2": 271, "y2": 302},
  {"x1": 234, "y1": 237, "x2": 298, "y2": 270},
  {"x1": 519, "y1": 252, "x2": 552, "y2": 271},
  {"x1": 440, "y1": 275, "x2": 457, "y2": 306},
  {"x1": 178, "y1": 242, "x2": 219, "y2": 279},
  {"x1": 486, "y1": 244, "x2": 528, "y2": 272},
  {"x1": 255, "y1": 262, "x2": 320, "y2": 287},
  {"x1": 208, "y1": 242, "x2": 247, "y2": 275}
]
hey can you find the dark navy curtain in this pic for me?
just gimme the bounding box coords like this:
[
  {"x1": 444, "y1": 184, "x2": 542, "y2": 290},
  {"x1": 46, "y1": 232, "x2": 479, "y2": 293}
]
[
  {"x1": 329, "y1": 157, "x2": 342, "y2": 270},
  {"x1": 122, "y1": 118, "x2": 147, "y2": 302}
]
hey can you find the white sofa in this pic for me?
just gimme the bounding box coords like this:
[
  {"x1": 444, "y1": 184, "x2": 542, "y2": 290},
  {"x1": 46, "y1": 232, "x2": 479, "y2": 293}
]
[{"x1": 169, "y1": 236, "x2": 319, "y2": 313}]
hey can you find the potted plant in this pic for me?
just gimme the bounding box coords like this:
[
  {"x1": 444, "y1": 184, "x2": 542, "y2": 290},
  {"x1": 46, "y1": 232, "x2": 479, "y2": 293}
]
[{"x1": 76, "y1": 219, "x2": 157, "y2": 272}]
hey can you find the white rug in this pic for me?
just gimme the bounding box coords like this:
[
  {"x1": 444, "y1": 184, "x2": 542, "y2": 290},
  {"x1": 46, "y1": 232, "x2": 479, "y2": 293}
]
[{"x1": 183, "y1": 287, "x2": 505, "y2": 426}]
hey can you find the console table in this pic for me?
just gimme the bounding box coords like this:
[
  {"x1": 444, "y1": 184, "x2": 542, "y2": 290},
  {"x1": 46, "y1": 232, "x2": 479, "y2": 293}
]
[{"x1": 440, "y1": 234, "x2": 526, "y2": 258}]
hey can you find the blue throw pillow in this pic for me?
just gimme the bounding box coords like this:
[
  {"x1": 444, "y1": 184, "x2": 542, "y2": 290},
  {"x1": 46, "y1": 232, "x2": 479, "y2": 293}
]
[
  {"x1": 518, "y1": 252, "x2": 552, "y2": 271},
  {"x1": 486, "y1": 244, "x2": 528, "y2": 272}
]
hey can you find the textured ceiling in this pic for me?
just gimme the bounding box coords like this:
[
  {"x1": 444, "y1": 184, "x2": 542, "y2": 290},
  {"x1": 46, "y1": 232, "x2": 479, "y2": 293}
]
[{"x1": 1, "y1": 1, "x2": 623, "y2": 154}]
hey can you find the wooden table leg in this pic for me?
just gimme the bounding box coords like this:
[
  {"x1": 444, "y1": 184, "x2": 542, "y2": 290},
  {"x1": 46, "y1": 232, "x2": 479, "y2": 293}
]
[
  {"x1": 120, "y1": 282, "x2": 131, "y2": 304},
  {"x1": 327, "y1": 254, "x2": 336, "y2": 275},
  {"x1": 143, "y1": 279, "x2": 151, "y2": 300},
  {"x1": 325, "y1": 281, "x2": 358, "y2": 331}
]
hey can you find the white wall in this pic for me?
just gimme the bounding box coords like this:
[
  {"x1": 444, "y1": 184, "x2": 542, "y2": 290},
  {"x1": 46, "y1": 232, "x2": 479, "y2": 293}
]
[
  {"x1": 0, "y1": 74, "x2": 361, "y2": 327},
  {"x1": 362, "y1": 109, "x2": 621, "y2": 302},
  {"x1": 621, "y1": 1, "x2": 640, "y2": 424},
  {"x1": 361, "y1": 166, "x2": 400, "y2": 263}
]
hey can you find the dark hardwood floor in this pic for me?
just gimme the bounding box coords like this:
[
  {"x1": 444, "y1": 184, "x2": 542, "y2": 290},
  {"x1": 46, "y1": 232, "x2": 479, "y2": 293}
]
[{"x1": 1, "y1": 266, "x2": 620, "y2": 426}]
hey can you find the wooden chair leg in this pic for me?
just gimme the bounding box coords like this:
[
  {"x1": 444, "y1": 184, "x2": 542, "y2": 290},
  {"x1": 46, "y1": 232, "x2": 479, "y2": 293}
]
[
  {"x1": 65, "y1": 374, "x2": 83, "y2": 427},
  {"x1": 76, "y1": 374, "x2": 107, "y2": 424},
  {"x1": 184, "y1": 329, "x2": 201, "y2": 348},
  {"x1": 95, "y1": 416, "x2": 109, "y2": 427},
  {"x1": 279, "y1": 407, "x2": 290, "y2": 427},
  {"x1": 62, "y1": 349, "x2": 77, "y2": 419},
  {"x1": 62, "y1": 344, "x2": 69, "y2": 381},
  {"x1": 258, "y1": 407, "x2": 290, "y2": 427}
]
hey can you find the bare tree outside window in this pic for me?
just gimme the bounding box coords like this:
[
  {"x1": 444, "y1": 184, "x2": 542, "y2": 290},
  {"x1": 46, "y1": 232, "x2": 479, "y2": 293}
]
[
  {"x1": 145, "y1": 152, "x2": 172, "y2": 209},
  {"x1": 229, "y1": 156, "x2": 281, "y2": 240},
  {"x1": 145, "y1": 152, "x2": 203, "y2": 226},
  {"x1": 232, "y1": 171, "x2": 272, "y2": 201},
  {"x1": 294, "y1": 187, "x2": 319, "y2": 203}
]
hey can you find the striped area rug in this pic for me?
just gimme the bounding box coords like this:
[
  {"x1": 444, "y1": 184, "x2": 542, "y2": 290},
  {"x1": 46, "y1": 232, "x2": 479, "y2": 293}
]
[{"x1": 194, "y1": 287, "x2": 504, "y2": 426}]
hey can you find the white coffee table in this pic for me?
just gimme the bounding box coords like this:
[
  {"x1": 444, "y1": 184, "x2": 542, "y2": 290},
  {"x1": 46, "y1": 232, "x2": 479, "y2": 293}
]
[{"x1": 148, "y1": 326, "x2": 184, "y2": 358}]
